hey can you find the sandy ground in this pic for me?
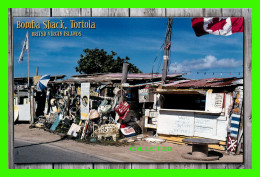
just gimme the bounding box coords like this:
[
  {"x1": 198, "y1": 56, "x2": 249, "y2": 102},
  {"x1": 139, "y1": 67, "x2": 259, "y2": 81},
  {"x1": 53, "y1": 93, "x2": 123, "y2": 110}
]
[{"x1": 14, "y1": 124, "x2": 243, "y2": 163}]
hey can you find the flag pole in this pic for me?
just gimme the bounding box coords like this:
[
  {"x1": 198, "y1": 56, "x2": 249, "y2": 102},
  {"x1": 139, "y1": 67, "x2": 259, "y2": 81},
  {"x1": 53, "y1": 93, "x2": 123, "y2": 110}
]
[
  {"x1": 26, "y1": 31, "x2": 32, "y2": 123},
  {"x1": 27, "y1": 31, "x2": 30, "y2": 91}
]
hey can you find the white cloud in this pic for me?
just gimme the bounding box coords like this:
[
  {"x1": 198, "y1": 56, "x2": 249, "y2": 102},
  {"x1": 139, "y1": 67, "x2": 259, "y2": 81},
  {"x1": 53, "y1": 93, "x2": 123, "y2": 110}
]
[{"x1": 169, "y1": 55, "x2": 242, "y2": 72}]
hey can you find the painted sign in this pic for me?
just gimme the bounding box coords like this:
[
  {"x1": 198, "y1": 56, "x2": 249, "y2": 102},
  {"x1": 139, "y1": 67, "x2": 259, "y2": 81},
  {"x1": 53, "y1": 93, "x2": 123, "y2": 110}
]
[
  {"x1": 80, "y1": 83, "x2": 90, "y2": 120},
  {"x1": 115, "y1": 101, "x2": 130, "y2": 120},
  {"x1": 205, "y1": 92, "x2": 224, "y2": 113},
  {"x1": 120, "y1": 126, "x2": 136, "y2": 137},
  {"x1": 157, "y1": 110, "x2": 228, "y2": 141},
  {"x1": 97, "y1": 124, "x2": 119, "y2": 141},
  {"x1": 98, "y1": 124, "x2": 118, "y2": 134},
  {"x1": 227, "y1": 136, "x2": 238, "y2": 152},
  {"x1": 194, "y1": 114, "x2": 217, "y2": 137},
  {"x1": 157, "y1": 111, "x2": 194, "y2": 136},
  {"x1": 138, "y1": 89, "x2": 154, "y2": 103}
]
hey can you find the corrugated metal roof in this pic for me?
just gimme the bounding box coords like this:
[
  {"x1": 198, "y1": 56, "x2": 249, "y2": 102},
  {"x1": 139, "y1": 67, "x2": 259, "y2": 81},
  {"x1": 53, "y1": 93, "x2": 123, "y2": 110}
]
[
  {"x1": 72, "y1": 73, "x2": 183, "y2": 80},
  {"x1": 48, "y1": 73, "x2": 184, "y2": 85},
  {"x1": 162, "y1": 77, "x2": 243, "y2": 88}
]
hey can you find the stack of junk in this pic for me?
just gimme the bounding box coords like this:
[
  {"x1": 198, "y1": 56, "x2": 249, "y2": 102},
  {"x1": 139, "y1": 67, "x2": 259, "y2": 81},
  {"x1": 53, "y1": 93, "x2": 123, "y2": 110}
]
[{"x1": 14, "y1": 73, "x2": 243, "y2": 154}]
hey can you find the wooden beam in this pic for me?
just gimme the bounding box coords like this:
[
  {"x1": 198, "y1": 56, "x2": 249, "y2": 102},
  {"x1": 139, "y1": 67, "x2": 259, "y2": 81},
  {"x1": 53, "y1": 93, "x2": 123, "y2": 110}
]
[{"x1": 8, "y1": 8, "x2": 14, "y2": 169}]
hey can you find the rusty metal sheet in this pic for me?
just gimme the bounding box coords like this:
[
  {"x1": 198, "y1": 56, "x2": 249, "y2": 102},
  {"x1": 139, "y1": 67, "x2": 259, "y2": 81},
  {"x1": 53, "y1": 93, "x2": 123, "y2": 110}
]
[
  {"x1": 162, "y1": 77, "x2": 242, "y2": 88},
  {"x1": 49, "y1": 73, "x2": 184, "y2": 85}
]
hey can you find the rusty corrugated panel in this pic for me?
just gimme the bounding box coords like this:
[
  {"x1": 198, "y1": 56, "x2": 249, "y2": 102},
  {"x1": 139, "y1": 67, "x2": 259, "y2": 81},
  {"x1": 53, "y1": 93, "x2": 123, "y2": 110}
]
[
  {"x1": 162, "y1": 80, "x2": 191, "y2": 86},
  {"x1": 162, "y1": 77, "x2": 242, "y2": 88}
]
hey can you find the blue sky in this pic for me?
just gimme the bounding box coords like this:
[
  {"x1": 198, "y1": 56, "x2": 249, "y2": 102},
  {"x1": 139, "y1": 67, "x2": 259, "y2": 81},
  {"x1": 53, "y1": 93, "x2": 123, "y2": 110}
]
[{"x1": 13, "y1": 17, "x2": 243, "y2": 79}]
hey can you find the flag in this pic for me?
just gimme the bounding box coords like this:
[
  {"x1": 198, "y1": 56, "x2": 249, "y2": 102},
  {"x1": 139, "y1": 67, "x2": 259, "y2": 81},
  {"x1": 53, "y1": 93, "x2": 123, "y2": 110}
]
[
  {"x1": 192, "y1": 17, "x2": 243, "y2": 37},
  {"x1": 18, "y1": 31, "x2": 29, "y2": 63}
]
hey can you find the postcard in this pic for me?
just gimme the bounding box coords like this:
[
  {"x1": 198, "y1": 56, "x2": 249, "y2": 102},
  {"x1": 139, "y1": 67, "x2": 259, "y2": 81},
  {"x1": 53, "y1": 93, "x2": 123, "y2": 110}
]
[{"x1": 12, "y1": 16, "x2": 244, "y2": 164}]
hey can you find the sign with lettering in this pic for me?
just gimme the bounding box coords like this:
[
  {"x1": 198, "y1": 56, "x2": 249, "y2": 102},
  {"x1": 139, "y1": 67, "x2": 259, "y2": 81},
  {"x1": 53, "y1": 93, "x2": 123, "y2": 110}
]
[
  {"x1": 194, "y1": 114, "x2": 217, "y2": 138},
  {"x1": 80, "y1": 83, "x2": 90, "y2": 120},
  {"x1": 98, "y1": 124, "x2": 118, "y2": 134},
  {"x1": 205, "y1": 92, "x2": 224, "y2": 113},
  {"x1": 157, "y1": 111, "x2": 194, "y2": 136}
]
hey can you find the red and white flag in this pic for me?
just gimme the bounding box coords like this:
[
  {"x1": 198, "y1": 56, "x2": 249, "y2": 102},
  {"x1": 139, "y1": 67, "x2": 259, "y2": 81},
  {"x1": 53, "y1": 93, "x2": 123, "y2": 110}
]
[{"x1": 191, "y1": 17, "x2": 243, "y2": 37}]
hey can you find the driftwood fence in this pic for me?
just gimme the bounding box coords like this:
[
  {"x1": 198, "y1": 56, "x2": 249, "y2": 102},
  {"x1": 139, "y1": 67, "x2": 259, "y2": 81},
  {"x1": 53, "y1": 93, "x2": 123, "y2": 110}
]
[{"x1": 8, "y1": 8, "x2": 252, "y2": 169}]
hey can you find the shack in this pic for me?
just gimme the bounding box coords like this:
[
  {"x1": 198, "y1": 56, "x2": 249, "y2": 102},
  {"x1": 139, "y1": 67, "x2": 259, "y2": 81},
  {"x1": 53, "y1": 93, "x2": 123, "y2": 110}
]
[{"x1": 147, "y1": 77, "x2": 243, "y2": 152}]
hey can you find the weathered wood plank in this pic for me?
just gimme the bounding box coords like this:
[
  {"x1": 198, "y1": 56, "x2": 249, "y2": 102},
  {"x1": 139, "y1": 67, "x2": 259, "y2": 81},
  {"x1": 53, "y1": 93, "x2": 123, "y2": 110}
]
[
  {"x1": 53, "y1": 163, "x2": 93, "y2": 169},
  {"x1": 81, "y1": 8, "x2": 92, "y2": 17},
  {"x1": 52, "y1": 8, "x2": 83, "y2": 17},
  {"x1": 169, "y1": 164, "x2": 206, "y2": 169},
  {"x1": 94, "y1": 163, "x2": 131, "y2": 169},
  {"x1": 222, "y1": 8, "x2": 243, "y2": 17},
  {"x1": 130, "y1": 8, "x2": 166, "y2": 17},
  {"x1": 207, "y1": 164, "x2": 244, "y2": 169},
  {"x1": 14, "y1": 164, "x2": 53, "y2": 169},
  {"x1": 166, "y1": 8, "x2": 203, "y2": 17},
  {"x1": 92, "y1": 8, "x2": 129, "y2": 17},
  {"x1": 131, "y1": 163, "x2": 169, "y2": 169},
  {"x1": 8, "y1": 8, "x2": 14, "y2": 169},
  {"x1": 242, "y1": 8, "x2": 252, "y2": 169},
  {"x1": 12, "y1": 8, "x2": 51, "y2": 17},
  {"x1": 203, "y1": 8, "x2": 223, "y2": 17},
  {"x1": 92, "y1": 8, "x2": 109, "y2": 16}
]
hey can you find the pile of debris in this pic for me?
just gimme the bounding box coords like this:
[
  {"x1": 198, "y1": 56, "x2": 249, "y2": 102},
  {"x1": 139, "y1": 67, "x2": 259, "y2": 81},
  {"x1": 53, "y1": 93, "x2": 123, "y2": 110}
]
[{"x1": 32, "y1": 84, "x2": 144, "y2": 143}]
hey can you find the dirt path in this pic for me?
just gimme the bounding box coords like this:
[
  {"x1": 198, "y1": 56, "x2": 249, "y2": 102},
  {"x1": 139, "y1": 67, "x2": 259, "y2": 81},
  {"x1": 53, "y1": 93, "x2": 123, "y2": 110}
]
[{"x1": 14, "y1": 124, "x2": 243, "y2": 163}]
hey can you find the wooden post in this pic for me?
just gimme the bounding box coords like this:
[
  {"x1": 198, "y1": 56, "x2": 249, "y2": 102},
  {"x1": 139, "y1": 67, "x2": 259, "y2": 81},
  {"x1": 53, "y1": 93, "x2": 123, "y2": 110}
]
[
  {"x1": 36, "y1": 66, "x2": 39, "y2": 76},
  {"x1": 30, "y1": 86, "x2": 35, "y2": 124},
  {"x1": 121, "y1": 62, "x2": 129, "y2": 84},
  {"x1": 8, "y1": 8, "x2": 14, "y2": 169},
  {"x1": 162, "y1": 18, "x2": 173, "y2": 84}
]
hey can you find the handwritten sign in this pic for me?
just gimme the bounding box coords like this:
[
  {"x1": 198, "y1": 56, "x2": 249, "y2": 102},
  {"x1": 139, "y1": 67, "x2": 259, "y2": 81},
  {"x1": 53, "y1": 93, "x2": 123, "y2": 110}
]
[
  {"x1": 206, "y1": 92, "x2": 224, "y2": 113},
  {"x1": 194, "y1": 115, "x2": 217, "y2": 137},
  {"x1": 157, "y1": 111, "x2": 194, "y2": 136}
]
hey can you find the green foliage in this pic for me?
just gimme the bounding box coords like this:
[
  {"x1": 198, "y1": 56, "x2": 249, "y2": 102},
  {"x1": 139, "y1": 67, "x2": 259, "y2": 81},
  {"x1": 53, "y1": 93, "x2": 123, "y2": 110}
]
[{"x1": 75, "y1": 48, "x2": 142, "y2": 74}]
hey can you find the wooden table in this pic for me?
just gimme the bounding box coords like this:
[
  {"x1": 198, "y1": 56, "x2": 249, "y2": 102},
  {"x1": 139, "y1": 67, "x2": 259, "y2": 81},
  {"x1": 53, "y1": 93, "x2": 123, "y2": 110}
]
[{"x1": 182, "y1": 138, "x2": 220, "y2": 161}]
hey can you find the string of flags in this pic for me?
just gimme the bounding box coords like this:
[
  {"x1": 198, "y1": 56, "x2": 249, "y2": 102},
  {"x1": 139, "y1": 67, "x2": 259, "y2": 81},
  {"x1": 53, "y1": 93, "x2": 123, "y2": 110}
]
[{"x1": 172, "y1": 71, "x2": 242, "y2": 76}]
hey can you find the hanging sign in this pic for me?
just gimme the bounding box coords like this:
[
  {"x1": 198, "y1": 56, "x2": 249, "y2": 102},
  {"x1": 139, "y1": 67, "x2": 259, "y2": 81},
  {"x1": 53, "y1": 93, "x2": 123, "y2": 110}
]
[{"x1": 205, "y1": 92, "x2": 224, "y2": 113}]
